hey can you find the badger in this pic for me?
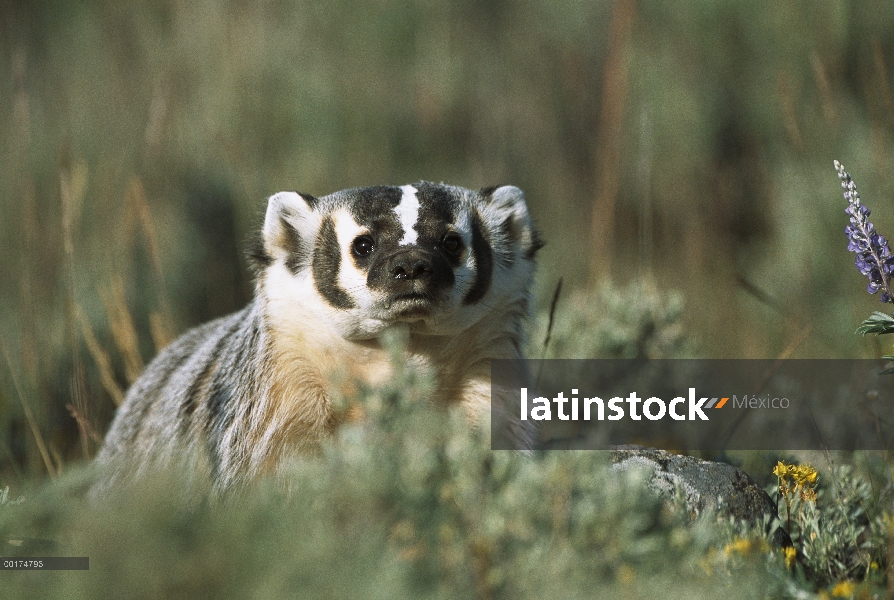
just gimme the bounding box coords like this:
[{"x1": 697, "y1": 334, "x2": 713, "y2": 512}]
[{"x1": 93, "y1": 182, "x2": 541, "y2": 496}]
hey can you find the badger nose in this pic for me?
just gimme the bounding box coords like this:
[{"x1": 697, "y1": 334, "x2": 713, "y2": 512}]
[{"x1": 389, "y1": 250, "x2": 434, "y2": 280}]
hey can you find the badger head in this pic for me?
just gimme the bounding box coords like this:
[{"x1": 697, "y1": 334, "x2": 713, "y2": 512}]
[{"x1": 253, "y1": 182, "x2": 541, "y2": 340}]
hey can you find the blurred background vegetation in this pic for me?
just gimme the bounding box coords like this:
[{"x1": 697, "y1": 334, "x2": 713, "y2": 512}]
[{"x1": 2, "y1": 0, "x2": 894, "y2": 480}]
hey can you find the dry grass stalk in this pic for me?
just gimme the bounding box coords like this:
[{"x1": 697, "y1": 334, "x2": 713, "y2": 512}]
[
  {"x1": 75, "y1": 304, "x2": 125, "y2": 406},
  {"x1": 125, "y1": 177, "x2": 177, "y2": 353},
  {"x1": 61, "y1": 159, "x2": 96, "y2": 459},
  {"x1": 589, "y1": 0, "x2": 635, "y2": 282},
  {"x1": 0, "y1": 332, "x2": 56, "y2": 480},
  {"x1": 66, "y1": 402, "x2": 103, "y2": 445},
  {"x1": 127, "y1": 176, "x2": 174, "y2": 327},
  {"x1": 101, "y1": 278, "x2": 145, "y2": 384},
  {"x1": 49, "y1": 444, "x2": 64, "y2": 477},
  {"x1": 70, "y1": 362, "x2": 92, "y2": 458}
]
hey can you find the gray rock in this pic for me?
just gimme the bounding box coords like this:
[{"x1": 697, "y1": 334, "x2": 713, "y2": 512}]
[{"x1": 610, "y1": 446, "x2": 792, "y2": 547}]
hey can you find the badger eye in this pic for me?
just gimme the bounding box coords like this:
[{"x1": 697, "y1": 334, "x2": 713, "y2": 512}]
[
  {"x1": 442, "y1": 233, "x2": 463, "y2": 255},
  {"x1": 351, "y1": 235, "x2": 375, "y2": 257}
]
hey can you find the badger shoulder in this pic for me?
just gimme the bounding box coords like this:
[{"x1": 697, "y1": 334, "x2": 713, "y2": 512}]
[{"x1": 94, "y1": 307, "x2": 258, "y2": 468}]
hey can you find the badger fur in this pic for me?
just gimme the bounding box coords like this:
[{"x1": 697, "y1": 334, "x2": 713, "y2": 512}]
[{"x1": 93, "y1": 182, "x2": 541, "y2": 496}]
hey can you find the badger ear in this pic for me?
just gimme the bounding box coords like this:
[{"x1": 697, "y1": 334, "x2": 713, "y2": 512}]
[
  {"x1": 480, "y1": 185, "x2": 544, "y2": 260},
  {"x1": 482, "y1": 184, "x2": 527, "y2": 214},
  {"x1": 259, "y1": 191, "x2": 320, "y2": 274}
]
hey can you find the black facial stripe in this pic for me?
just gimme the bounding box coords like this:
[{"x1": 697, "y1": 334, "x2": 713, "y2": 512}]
[
  {"x1": 280, "y1": 216, "x2": 308, "y2": 275},
  {"x1": 339, "y1": 186, "x2": 405, "y2": 254},
  {"x1": 346, "y1": 186, "x2": 402, "y2": 229},
  {"x1": 413, "y1": 182, "x2": 457, "y2": 246},
  {"x1": 313, "y1": 216, "x2": 356, "y2": 310},
  {"x1": 464, "y1": 211, "x2": 493, "y2": 305}
]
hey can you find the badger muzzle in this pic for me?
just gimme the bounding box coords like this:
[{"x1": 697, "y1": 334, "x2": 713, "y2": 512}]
[{"x1": 367, "y1": 246, "x2": 455, "y2": 314}]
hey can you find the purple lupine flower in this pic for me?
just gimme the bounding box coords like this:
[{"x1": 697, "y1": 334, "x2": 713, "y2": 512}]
[{"x1": 836, "y1": 160, "x2": 894, "y2": 303}]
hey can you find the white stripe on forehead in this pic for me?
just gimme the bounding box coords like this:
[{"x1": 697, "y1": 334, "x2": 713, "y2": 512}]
[{"x1": 395, "y1": 185, "x2": 420, "y2": 245}]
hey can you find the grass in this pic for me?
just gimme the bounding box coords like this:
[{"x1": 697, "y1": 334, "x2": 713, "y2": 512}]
[
  {"x1": 1, "y1": 286, "x2": 893, "y2": 598},
  {"x1": 0, "y1": 353, "x2": 786, "y2": 599}
]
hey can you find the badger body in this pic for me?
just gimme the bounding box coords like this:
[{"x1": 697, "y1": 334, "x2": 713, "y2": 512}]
[{"x1": 94, "y1": 182, "x2": 541, "y2": 495}]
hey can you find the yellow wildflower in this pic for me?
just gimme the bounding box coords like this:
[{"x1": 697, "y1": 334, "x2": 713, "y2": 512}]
[
  {"x1": 783, "y1": 546, "x2": 796, "y2": 570},
  {"x1": 724, "y1": 537, "x2": 753, "y2": 557},
  {"x1": 773, "y1": 461, "x2": 791, "y2": 480},
  {"x1": 830, "y1": 580, "x2": 855, "y2": 598},
  {"x1": 794, "y1": 464, "x2": 818, "y2": 487},
  {"x1": 723, "y1": 537, "x2": 768, "y2": 558}
]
